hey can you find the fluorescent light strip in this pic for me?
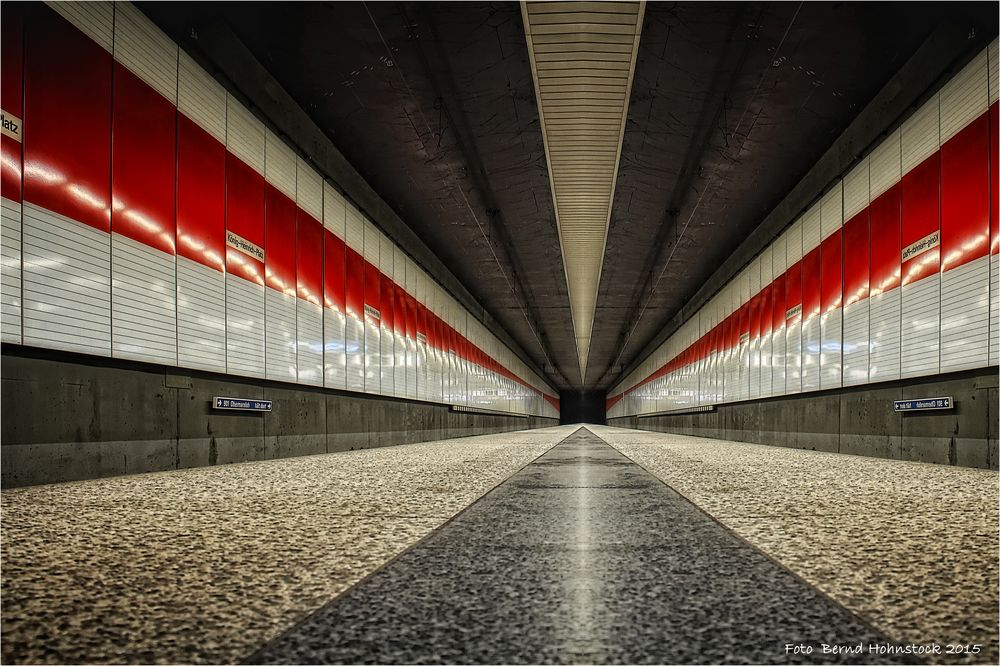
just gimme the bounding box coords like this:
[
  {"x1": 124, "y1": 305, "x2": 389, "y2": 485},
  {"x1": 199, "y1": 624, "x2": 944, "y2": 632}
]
[{"x1": 521, "y1": 0, "x2": 645, "y2": 384}]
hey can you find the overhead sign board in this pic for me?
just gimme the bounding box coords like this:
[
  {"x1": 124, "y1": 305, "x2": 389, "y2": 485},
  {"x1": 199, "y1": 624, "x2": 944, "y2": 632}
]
[
  {"x1": 213, "y1": 396, "x2": 272, "y2": 412},
  {"x1": 893, "y1": 396, "x2": 952, "y2": 412}
]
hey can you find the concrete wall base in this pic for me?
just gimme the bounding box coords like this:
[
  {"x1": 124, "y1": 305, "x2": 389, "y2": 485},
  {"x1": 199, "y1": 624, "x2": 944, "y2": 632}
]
[
  {"x1": 607, "y1": 368, "x2": 999, "y2": 470},
  {"x1": 1, "y1": 346, "x2": 559, "y2": 487}
]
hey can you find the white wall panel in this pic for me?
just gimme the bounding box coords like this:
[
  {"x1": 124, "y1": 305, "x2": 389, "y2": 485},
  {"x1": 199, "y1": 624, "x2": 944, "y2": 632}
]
[
  {"x1": 801, "y1": 205, "x2": 821, "y2": 253},
  {"x1": 748, "y1": 260, "x2": 761, "y2": 400},
  {"x1": 718, "y1": 285, "x2": 731, "y2": 403},
  {"x1": 323, "y1": 183, "x2": 347, "y2": 390},
  {"x1": 1, "y1": 198, "x2": 22, "y2": 343},
  {"x1": 869, "y1": 129, "x2": 901, "y2": 384},
  {"x1": 225, "y1": 276, "x2": 264, "y2": 378},
  {"x1": 226, "y1": 95, "x2": 264, "y2": 175},
  {"x1": 362, "y1": 219, "x2": 380, "y2": 394},
  {"x1": 901, "y1": 95, "x2": 940, "y2": 175},
  {"x1": 991, "y1": 252, "x2": 999, "y2": 368},
  {"x1": 429, "y1": 284, "x2": 444, "y2": 403},
  {"x1": 940, "y1": 49, "x2": 988, "y2": 144},
  {"x1": 785, "y1": 221, "x2": 802, "y2": 395},
  {"x1": 111, "y1": 233, "x2": 176, "y2": 365},
  {"x1": 821, "y1": 183, "x2": 843, "y2": 241},
  {"x1": 759, "y1": 248, "x2": 773, "y2": 398},
  {"x1": 177, "y1": 256, "x2": 225, "y2": 372},
  {"x1": 988, "y1": 39, "x2": 998, "y2": 368},
  {"x1": 345, "y1": 204, "x2": 365, "y2": 392},
  {"x1": 23, "y1": 203, "x2": 110, "y2": 356},
  {"x1": 940, "y1": 256, "x2": 990, "y2": 372},
  {"x1": 869, "y1": 289, "x2": 901, "y2": 383},
  {"x1": 843, "y1": 158, "x2": 869, "y2": 221},
  {"x1": 842, "y1": 299, "x2": 869, "y2": 386},
  {"x1": 265, "y1": 129, "x2": 296, "y2": 201},
  {"x1": 324, "y1": 306, "x2": 347, "y2": 389},
  {"x1": 393, "y1": 246, "x2": 407, "y2": 398},
  {"x1": 296, "y1": 159, "x2": 323, "y2": 223},
  {"x1": 737, "y1": 268, "x2": 751, "y2": 402},
  {"x1": 707, "y1": 296, "x2": 720, "y2": 403},
  {"x1": 113, "y1": 1, "x2": 177, "y2": 103},
  {"x1": 416, "y1": 270, "x2": 430, "y2": 401},
  {"x1": 379, "y1": 233, "x2": 395, "y2": 397},
  {"x1": 842, "y1": 160, "x2": 869, "y2": 387},
  {"x1": 899, "y1": 99, "x2": 941, "y2": 380},
  {"x1": 296, "y1": 300, "x2": 323, "y2": 386},
  {"x1": 405, "y1": 256, "x2": 418, "y2": 400},
  {"x1": 820, "y1": 184, "x2": 843, "y2": 390},
  {"x1": 869, "y1": 129, "x2": 901, "y2": 200},
  {"x1": 900, "y1": 277, "x2": 939, "y2": 378},
  {"x1": 178, "y1": 52, "x2": 226, "y2": 144},
  {"x1": 816, "y1": 309, "x2": 843, "y2": 392},
  {"x1": 801, "y1": 207, "x2": 821, "y2": 392},
  {"x1": 265, "y1": 289, "x2": 297, "y2": 382},
  {"x1": 991, "y1": 38, "x2": 1000, "y2": 105},
  {"x1": 46, "y1": 1, "x2": 113, "y2": 53}
]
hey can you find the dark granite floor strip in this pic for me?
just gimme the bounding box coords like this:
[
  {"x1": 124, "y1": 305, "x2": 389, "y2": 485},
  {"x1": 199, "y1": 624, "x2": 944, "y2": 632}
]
[{"x1": 250, "y1": 427, "x2": 913, "y2": 665}]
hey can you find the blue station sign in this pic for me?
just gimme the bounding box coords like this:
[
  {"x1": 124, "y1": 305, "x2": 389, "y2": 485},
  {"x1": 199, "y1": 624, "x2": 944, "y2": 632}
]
[
  {"x1": 213, "y1": 396, "x2": 272, "y2": 412},
  {"x1": 893, "y1": 396, "x2": 952, "y2": 412}
]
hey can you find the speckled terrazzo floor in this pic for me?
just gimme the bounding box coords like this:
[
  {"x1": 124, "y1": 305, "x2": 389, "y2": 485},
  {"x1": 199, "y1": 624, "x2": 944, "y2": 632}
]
[
  {"x1": 592, "y1": 426, "x2": 1000, "y2": 665},
  {"x1": 1, "y1": 425, "x2": 578, "y2": 664},
  {"x1": 253, "y1": 428, "x2": 904, "y2": 665}
]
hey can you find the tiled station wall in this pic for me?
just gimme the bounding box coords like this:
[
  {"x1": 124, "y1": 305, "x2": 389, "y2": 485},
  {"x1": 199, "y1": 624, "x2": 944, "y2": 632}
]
[
  {"x1": 0, "y1": 2, "x2": 559, "y2": 420},
  {"x1": 608, "y1": 41, "x2": 999, "y2": 420}
]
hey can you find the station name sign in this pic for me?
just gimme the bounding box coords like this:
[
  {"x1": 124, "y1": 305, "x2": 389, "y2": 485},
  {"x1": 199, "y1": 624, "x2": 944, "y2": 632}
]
[
  {"x1": 892, "y1": 396, "x2": 952, "y2": 412},
  {"x1": 213, "y1": 396, "x2": 272, "y2": 412}
]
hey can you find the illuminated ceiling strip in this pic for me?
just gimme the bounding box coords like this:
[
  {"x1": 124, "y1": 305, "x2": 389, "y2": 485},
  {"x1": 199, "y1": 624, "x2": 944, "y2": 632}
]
[{"x1": 521, "y1": 0, "x2": 645, "y2": 384}]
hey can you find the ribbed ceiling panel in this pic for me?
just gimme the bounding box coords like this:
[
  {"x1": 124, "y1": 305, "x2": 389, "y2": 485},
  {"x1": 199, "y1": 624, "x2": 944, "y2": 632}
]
[{"x1": 522, "y1": 0, "x2": 644, "y2": 383}]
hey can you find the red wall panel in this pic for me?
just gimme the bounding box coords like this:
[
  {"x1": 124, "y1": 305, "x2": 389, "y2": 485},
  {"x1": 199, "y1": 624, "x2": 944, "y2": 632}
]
[
  {"x1": 749, "y1": 292, "x2": 761, "y2": 341},
  {"x1": 23, "y1": 7, "x2": 112, "y2": 231},
  {"x1": 112, "y1": 64, "x2": 176, "y2": 255},
  {"x1": 760, "y1": 283, "x2": 773, "y2": 336},
  {"x1": 416, "y1": 302, "x2": 428, "y2": 341},
  {"x1": 785, "y1": 262, "x2": 802, "y2": 325},
  {"x1": 345, "y1": 247, "x2": 363, "y2": 318},
  {"x1": 405, "y1": 292, "x2": 416, "y2": 339},
  {"x1": 802, "y1": 247, "x2": 822, "y2": 320},
  {"x1": 323, "y1": 230, "x2": 345, "y2": 312},
  {"x1": 869, "y1": 183, "x2": 901, "y2": 295},
  {"x1": 821, "y1": 229, "x2": 843, "y2": 312},
  {"x1": 364, "y1": 261, "x2": 381, "y2": 324},
  {"x1": 900, "y1": 154, "x2": 940, "y2": 285},
  {"x1": 430, "y1": 313, "x2": 441, "y2": 351},
  {"x1": 177, "y1": 115, "x2": 225, "y2": 271},
  {"x1": 738, "y1": 302, "x2": 750, "y2": 344},
  {"x1": 991, "y1": 102, "x2": 998, "y2": 256},
  {"x1": 941, "y1": 114, "x2": 989, "y2": 272},
  {"x1": 1, "y1": 4, "x2": 23, "y2": 202},
  {"x1": 772, "y1": 273, "x2": 786, "y2": 331},
  {"x1": 296, "y1": 212, "x2": 322, "y2": 306},
  {"x1": 265, "y1": 185, "x2": 296, "y2": 295},
  {"x1": 225, "y1": 154, "x2": 265, "y2": 285},
  {"x1": 380, "y1": 274, "x2": 395, "y2": 331},
  {"x1": 393, "y1": 284, "x2": 406, "y2": 335},
  {"x1": 843, "y1": 210, "x2": 869, "y2": 306}
]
